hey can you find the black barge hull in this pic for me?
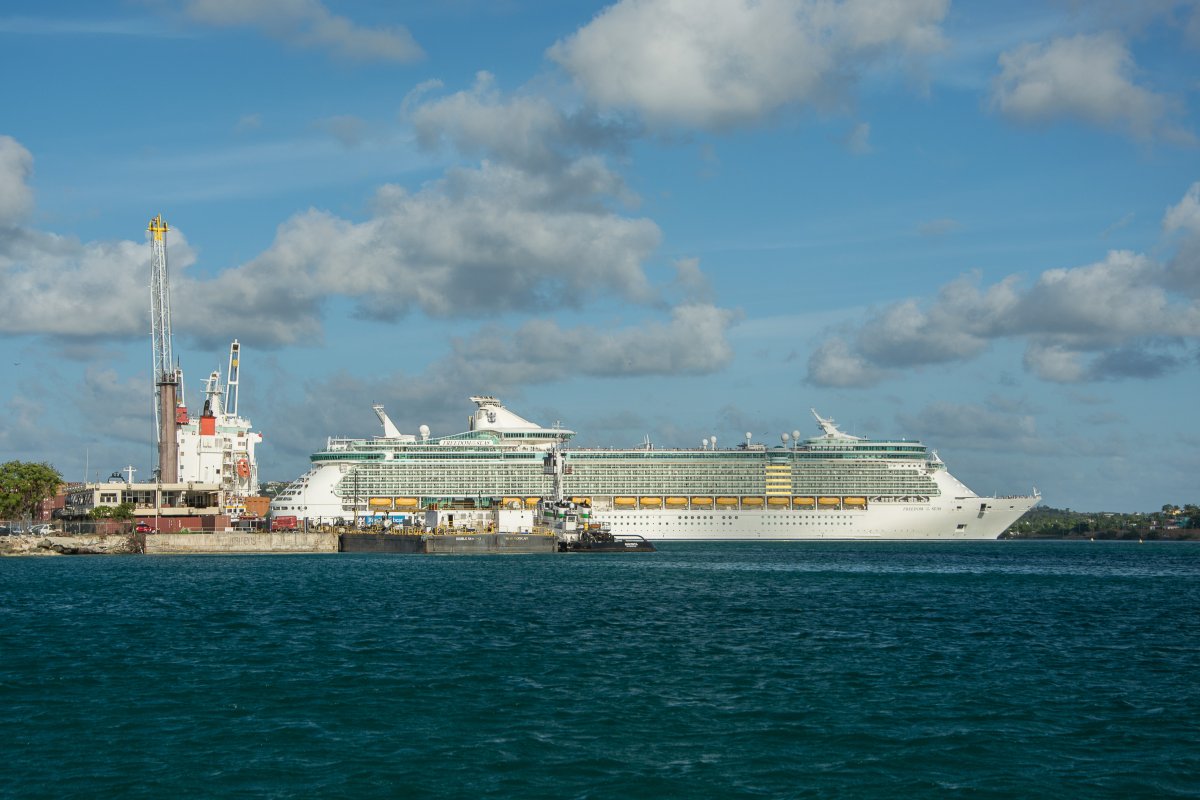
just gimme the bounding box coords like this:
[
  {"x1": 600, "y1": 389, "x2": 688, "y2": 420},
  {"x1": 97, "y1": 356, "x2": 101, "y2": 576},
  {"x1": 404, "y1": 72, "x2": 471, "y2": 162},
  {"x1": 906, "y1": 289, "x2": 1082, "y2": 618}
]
[{"x1": 340, "y1": 532, "x2": 556, "y2": 554}]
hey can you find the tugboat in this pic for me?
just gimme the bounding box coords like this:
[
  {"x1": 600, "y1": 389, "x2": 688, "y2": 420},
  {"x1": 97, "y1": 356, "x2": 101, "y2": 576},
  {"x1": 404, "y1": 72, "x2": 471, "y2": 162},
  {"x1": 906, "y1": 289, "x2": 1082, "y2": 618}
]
[{"x1": 540, "y1": 448, "x2": 655, "y2": 553}]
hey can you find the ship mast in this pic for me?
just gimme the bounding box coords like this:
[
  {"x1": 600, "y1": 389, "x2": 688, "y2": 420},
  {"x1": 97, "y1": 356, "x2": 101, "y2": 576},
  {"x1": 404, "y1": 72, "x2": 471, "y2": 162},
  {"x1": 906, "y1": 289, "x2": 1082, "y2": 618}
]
[{"x1": 149, "y1": 214, "x2": 180, "y2": 482}]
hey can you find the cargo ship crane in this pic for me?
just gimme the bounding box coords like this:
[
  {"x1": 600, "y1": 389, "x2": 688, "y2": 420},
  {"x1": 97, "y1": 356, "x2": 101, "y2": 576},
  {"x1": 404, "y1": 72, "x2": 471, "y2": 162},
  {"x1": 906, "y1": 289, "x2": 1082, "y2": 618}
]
[
  {"x1": 149, "y1": 213, "x2": 180, "y2": 482},
  {"x1": 225, "y1": 340, "x2": 240, "y2": 418}
]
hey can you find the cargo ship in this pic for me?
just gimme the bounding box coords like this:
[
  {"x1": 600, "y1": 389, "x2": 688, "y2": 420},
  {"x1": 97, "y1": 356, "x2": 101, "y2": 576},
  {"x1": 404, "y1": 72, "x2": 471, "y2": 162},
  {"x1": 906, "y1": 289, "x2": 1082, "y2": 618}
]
[{"x1": 270, "y1": 396, "x2": 1039, "y2": 540}]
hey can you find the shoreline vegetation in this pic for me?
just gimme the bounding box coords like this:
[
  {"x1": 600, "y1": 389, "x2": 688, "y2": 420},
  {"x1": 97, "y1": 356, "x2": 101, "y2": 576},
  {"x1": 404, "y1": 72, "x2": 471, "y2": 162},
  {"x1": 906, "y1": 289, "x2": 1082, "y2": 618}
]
[{"x1": 1001, "y1": 505, "x2": 1200, "y2": 540}]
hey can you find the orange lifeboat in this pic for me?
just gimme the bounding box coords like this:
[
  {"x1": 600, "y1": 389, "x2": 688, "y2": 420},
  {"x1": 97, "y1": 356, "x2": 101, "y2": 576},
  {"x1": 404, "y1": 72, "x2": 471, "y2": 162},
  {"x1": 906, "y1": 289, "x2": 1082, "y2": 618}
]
[
  {"x1": 793, "y1": 497, "x2": 815, "y2": 507},
  {"x1": 236, "y1": 458, "x2": 251, "y2": 478},
  {"x1": 665, "y1": 497, "x2": 689, "y2": 508},
  {"x1": 818, "y1": 497, "x2": 841, "y2": 508},
  {"x1": 716, "y1": 497, "x2": 739, "y2": 507},
  {"x1": 691, "y1": 497, "x2": 714, "y2": 506},
  {"x1": 767, "y1": 496, "x2": 791, "y2": 507}
]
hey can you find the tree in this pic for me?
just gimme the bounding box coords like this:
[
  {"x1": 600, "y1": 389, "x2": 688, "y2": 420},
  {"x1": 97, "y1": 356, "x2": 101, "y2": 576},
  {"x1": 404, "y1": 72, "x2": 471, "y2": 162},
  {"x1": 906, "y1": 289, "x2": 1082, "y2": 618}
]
[
  {"x1": 89, "y1": 502, "x2": 133, "y2": 520},
  {"x1": 0, "y1": 461, "x2": 64, "y2": 520}
]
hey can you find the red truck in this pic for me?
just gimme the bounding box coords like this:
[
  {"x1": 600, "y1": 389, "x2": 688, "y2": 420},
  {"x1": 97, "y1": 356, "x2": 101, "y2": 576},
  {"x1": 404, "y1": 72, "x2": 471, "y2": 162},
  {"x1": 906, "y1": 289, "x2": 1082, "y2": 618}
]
[{"x1": 270, "y1": 515, "x2": 299, "y2": 532}]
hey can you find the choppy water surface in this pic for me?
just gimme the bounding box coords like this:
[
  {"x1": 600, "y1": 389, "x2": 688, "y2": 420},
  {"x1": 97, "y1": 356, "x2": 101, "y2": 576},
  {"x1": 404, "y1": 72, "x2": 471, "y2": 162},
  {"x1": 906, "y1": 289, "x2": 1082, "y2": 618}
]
[{"x1": 2, "y1": 542, "x2": 1198, "y2": 798}]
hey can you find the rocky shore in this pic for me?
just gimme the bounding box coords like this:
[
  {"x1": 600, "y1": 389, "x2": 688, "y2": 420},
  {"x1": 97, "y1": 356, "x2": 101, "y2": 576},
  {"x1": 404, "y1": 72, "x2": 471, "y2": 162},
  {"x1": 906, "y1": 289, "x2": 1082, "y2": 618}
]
[{"x1": 0, "y1": 533, "x2": 142, "y2": 556}]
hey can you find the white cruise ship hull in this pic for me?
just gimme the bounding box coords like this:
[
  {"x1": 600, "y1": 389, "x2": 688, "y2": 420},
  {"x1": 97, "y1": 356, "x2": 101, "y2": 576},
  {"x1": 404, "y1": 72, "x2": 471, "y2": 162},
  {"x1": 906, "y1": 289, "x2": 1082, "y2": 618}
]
[{"x1": 593, "y1": 496, "x2": 1039, "y2": 541}]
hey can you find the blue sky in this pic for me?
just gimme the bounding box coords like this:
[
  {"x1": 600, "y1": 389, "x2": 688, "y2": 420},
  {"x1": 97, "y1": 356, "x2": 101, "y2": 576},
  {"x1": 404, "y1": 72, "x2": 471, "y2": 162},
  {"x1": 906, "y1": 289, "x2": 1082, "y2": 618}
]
[{"x1": 1, "y1": 0, "x2": 1198, "y2": 512}]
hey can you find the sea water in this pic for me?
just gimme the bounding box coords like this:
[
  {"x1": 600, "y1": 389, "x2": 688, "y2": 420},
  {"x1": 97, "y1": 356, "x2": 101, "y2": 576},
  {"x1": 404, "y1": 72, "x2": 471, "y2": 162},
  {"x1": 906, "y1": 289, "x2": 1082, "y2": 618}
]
[{"x1": 1, "y1": 542, "x2": 1198, "y2": 798}]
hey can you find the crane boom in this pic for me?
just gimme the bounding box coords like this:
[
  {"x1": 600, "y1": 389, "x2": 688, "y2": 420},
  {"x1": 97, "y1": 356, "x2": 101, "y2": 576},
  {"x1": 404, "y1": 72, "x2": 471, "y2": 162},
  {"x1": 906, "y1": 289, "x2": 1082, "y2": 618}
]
[
  {"x1": 149, "y1": 214, "x2": 179, "y2": 481},
  {"x1": 149, "y1": 214, "x2": 173, "y2": 385},
  {"x1": 226, "y1": 339, "x2": 240, "y2": 418}
]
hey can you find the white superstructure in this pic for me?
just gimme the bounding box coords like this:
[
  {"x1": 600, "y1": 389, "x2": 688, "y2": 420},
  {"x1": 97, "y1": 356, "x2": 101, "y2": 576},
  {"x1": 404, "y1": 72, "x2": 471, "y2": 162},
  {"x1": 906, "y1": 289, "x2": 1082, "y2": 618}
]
[
  {"x1": 176, "y1": 341, "x2": 262, "y2": 516},
  {"x1": 270, "y1": 396, "x2": 1039, "y2": 540}
]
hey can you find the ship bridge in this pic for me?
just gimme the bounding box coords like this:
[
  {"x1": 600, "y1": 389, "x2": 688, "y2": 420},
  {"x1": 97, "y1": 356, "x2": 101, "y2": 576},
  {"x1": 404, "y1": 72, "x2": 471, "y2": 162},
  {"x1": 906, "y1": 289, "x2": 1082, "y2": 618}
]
[{"x1": 468, "y1": 396, "x2": 574, "y2": 445}]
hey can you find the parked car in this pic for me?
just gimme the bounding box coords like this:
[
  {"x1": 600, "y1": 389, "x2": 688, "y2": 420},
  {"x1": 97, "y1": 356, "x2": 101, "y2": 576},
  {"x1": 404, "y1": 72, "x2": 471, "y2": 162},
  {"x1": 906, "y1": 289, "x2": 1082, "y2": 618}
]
[
  {"x1": 135, "y1": 521, "x2": 156, "y2": 533},
  {"x1": 29, "y1": 524, "x2": 54, "y2": 535}
]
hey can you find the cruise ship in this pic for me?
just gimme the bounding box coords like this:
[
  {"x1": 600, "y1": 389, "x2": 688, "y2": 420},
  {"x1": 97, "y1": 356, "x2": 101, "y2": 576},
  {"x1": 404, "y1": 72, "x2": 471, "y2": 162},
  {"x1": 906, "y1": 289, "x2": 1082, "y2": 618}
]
[{"x1": 270, "y1": 396, "x2": 1039, "y2": 540}]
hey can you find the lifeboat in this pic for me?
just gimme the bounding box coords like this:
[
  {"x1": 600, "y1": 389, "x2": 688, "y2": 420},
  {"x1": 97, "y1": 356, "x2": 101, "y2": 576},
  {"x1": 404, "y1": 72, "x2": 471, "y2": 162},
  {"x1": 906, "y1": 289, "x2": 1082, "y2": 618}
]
[
  {"x1": 640, "y1": 496, "x2": 663, "y2": 508},
  {"x1": 524, "y1": 497, "x2": 542, "y2": 508},
  {"x1": 793, "y1": 497, "x2": 815, "y2": 506},
  {"x1": 614, "y1": 496, "x2": 637, "y2": 508},
  {"x1": 665, "y1": 497, "x2": 689, "y2": 508},
  {"x1": 570, "y1": 497, "x2": 591, "y2": 506},
  {"x1": 691, "y1": 496, "x2": 714, "y2": 506},
  {"x1": 236, "y1": 458, "x2": 251, "y2": 478},
  {"x1": 741, "y1": 496, "x2": 765, "y2": 507},
  {"x1": 395, "y1": 497, "x2": 419, "y2": 508},
  {"x1": 767, "y1": 496, "x2": 791, "y2": 507},
  {"x1": 818, "y1": 497, "x2": 841, "y2": 508},
  {"x1": 716, "y1": 497, "x2": 739, "y2": 507},
  {"x1": 368, "y1": 497, "x2": 393, "y2": 509},
  {"x1": 843, "y1": 497, "x2": 867, "y2": 507}
]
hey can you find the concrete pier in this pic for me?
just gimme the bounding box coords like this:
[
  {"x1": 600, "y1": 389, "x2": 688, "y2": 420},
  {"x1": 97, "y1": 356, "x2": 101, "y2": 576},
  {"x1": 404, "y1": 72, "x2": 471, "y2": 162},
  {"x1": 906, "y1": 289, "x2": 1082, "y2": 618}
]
[{"x1": 145, "y1": 531, "x2": 338, "y2": 554}]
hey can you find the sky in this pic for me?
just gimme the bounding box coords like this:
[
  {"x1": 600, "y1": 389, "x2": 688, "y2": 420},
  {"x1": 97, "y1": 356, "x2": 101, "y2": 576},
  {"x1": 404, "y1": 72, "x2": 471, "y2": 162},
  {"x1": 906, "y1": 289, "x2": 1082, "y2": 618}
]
[{"x1": 1, "y1": 0, "x2": 1198, "y2": 513}]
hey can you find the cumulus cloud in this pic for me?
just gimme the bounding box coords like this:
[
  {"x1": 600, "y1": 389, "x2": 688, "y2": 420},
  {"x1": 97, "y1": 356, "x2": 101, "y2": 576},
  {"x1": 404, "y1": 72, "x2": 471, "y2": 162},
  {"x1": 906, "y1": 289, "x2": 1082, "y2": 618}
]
[
  {"x1": 897, "y1": 401, "x2": 1045, "y2": 453},
  {"x1": 990, "y1": 33, "x2": 1184, "y2": 140},
  {"x1": 844, "y1": 121, "x2": 873, "y2": 154},
  {"x1": 449, "y1": 303, "x2": 739, "y2": 385},
  {"x1": 807, "y1": 185, "x2": 1200, "y2": 386},
  {"x1": 76, "y1": 367, "x2": 155, "y2": 445},
  {"x1": 548, "y1": 0, "x2": 948, "y2": 129},
  {"x1": 0, "y1": 136, "x2": 34, "y2": 224},
  {"x1": 0, "y1": 119, "x2": 675, "y2": 350},
  {"x1": 1164, "y1": 182, "x2": 1200, "y2": 297},
  {"x1": 0, "y1": 140, "x2": 197, "y2": 343},
  {"x1": 806, "y1": 336, "x2": 885, "y2": 388},
  {"x1": 181, "y1": 159, "x2": 662, "y2": 346},
  {"x1": 1, "y1": 66, "x2": 739, "y2": 385},
  {"x1": 0, "y1": 219, "x2": 196, "y2": 341},
  {"x1": 1164, "y1": 182, "x2": 1200, "y2": 235},
  {"x1": 407, "y1": 72, "x2": 640, "y2": 179},
  {"x1": 182, "y1": 0, "x2": 422, "y2": 62},
  {"x1": 671, "y1": 257, "x2": 712, "y2": 302},
  {"x1": 314, "y1": 114, "x2": 369, "y2": 147}
]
